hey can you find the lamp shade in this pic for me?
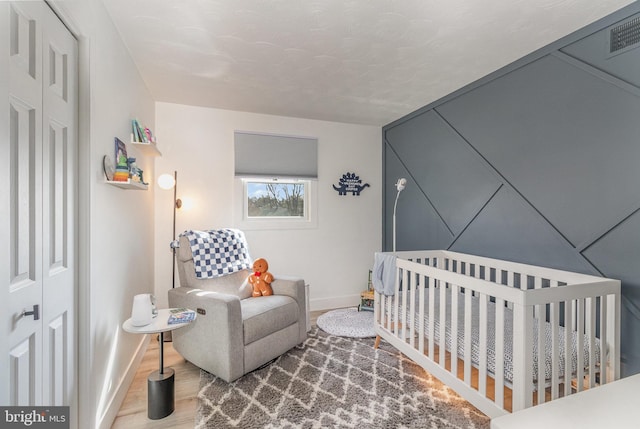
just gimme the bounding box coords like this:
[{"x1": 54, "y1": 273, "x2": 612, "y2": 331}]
[{"x1": 158, "y1": 173, "x2": 176, "y2": 190}]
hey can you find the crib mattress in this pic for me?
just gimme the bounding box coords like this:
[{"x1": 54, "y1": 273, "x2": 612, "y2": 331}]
[{"x1": 386, "y1": 288, "x2": 601, "y2": 385}]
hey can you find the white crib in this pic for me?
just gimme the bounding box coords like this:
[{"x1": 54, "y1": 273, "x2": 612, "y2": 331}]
[{"x1": 373, "y1": 250, "x2": 621, "y2": 419}]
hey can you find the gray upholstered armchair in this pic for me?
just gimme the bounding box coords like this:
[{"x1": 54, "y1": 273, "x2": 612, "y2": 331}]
[{"x1": 168, "y1": 234, "x2": 307, "y2": 382}]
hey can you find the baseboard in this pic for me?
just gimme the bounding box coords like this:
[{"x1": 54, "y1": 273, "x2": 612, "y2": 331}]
[
  {"x1": 97, "y1": 335, "x2": 150, "y2": 429},
  {"x1": 309, "y1": 293, "x2": 360, "y2": 311}
]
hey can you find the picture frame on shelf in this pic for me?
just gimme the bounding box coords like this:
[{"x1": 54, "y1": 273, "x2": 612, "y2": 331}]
[{"x1": 113, "y1": 138, "x2": 130, "y2": 182}]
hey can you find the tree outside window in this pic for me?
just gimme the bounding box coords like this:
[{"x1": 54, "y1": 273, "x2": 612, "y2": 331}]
[{"x1": 247, "y1": 181, "x2": 305, "y2": 218}]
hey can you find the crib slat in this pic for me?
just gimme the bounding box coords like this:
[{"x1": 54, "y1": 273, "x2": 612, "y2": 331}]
[
  {"x1": 428, "y1": 277, "x2": 436, "y2": 360},
  {"x1": 451, "y1": 285, "x2": 459, "y2": 378},
  {"x1": 512, "y1": 304, "x2": 534, "y2": 411},
  {"x1": 464, "y1": 291, "x2": 472, "y2": 385},
  {"x1": 576, "y1": 298, "x2": 585, "y2": 392},
  {"x1": 536, "y1": 304, "x2": 545, "y2": 405},
  {"x1": 533, "y1": 277, "x2": 542, "y2": 318},
  {"x1": 551, "y1": 302, "x2": 559, "y2": 400},
  {"x1": 439, "y1": 280, "x2": 447, "y2": 366},
  {"x1": 533, "y1": 276, "x2": 547, "y2": 405},
  {"x1": 479, "y1": 293, "x2": 488, "y2": 395},
  {"x1": 587, "y1": 297, "x2": 596, "y2": 388},
  {"x1": 402, "y1": 269, "x2": 409, "y2": 342},
  {"x1": 505, "y1": 271, "x2": 514, "y2": 310},
  {"x1": 607, "y1": 293, "x2": 621, "y2": 382},
  {"x1": 393, "y1": 269, "x2": 400, "y2": 337},
  {"x1": 419, "y1": 277, "x2": 426, "y2": 355},
  {"x1": 563, "y1": 300, "x2": 573, "y2": 397},
  {"x1": 409, "y1": 271, "x2": 416, "y2": 348},
  {"x1": 495, "y1": 298, "x2": 505, "y2": 409},
  {"x1": 599, "y1": 297, "x2": 607, "y2": 385},
  {"x1": 386, "y1": 292, "x2": 392, "y2": 332}
]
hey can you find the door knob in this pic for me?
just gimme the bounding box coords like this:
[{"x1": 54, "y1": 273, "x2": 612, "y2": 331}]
[{"x1": 22, "y1": 304, "x2": 40, "y2": 321}]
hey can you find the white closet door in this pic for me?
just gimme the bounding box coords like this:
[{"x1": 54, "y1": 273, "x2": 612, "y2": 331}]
[
  {"x1": 41, "y1": 4, "x2": 77, "y2": 407},
  {"x1": 0, "y1": 0, "x2": 77, "y2": 408}
]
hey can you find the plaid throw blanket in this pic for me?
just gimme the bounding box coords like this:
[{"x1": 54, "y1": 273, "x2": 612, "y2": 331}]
[{"x1": 180, "y1": 229, "x2": 252, "y2": 278}]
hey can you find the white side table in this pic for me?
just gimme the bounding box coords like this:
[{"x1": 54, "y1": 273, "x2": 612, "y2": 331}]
[{"x1": 122, "y1": 308, "x2": 196, "y2": 420}]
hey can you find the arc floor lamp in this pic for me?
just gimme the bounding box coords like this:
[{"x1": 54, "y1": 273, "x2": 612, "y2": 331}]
[
  {"x1": 158, "y1": 171, "x2": 182, "y2": 289},
  {"x1": 158, "y1": 171, "x2": 182, "y2": 342}
]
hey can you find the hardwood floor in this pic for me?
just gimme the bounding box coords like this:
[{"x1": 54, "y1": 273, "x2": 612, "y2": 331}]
[{"x1": 111, "y1": 310, "x2": 328, "y2": 428}]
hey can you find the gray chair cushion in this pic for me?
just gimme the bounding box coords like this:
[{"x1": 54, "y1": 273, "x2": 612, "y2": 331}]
[{"x1": 241, "y1": 295, "x2": 299, "y2": 345}]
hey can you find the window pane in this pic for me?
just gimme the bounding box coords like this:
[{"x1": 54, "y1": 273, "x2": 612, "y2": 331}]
[{"x1": 247, "y1": 182, "x2": 305, "y2": 217}]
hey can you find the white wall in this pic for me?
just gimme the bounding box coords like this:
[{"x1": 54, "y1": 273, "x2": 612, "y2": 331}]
[
  {"x1": 155, "y1": 103, "x2": 381, "y2": 311},
  {"x1": 51, "y1": 1, "x2": 156, "y2": 428}
]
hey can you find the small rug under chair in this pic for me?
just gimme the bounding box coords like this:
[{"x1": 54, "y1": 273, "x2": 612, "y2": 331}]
[
  {"x1": 195, "y1": 327, "x2": 489, "y2": 428},
  {"x1": 316, "y1": 307, "x2": 376, "y2": 338}
]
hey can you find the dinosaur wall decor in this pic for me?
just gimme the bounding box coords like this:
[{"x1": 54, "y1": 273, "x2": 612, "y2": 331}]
[{"x1": 332, "y1": 172, "x2": 370, "y2": 196}]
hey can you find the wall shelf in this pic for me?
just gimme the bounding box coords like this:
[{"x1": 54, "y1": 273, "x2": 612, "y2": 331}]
[
  {"x1": 105, "y1": 180, "x2": 148, "y2": 190},
  {"x1": 130, "y1": 142, "x2": 162, "y2": 157}
]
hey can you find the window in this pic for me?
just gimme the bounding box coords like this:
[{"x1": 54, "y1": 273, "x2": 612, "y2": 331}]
[
  {"x1": 246, "y1": 179, "x2": 307, "y2": 218},
  {"x1": 237, "y1": 178, "x2": 316, "y2": 229},
  {"x1": 234, "y1": 131, "x2": 318, "y2": 230}
]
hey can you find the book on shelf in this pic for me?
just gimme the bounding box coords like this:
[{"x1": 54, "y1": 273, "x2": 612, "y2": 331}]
[
  {"x1": 167, "y1": 309, "x2": 196, "y2": 324},
  {"x1": 131, "y1": 119, "x2": 156, "y2": 144},
  {"x1": 131, "y1": 119, "x2": 142, "y2": 142}
]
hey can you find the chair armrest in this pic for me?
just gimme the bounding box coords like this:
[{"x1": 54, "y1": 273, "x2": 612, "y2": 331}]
[
  {"x1": 271, "y1": 276, "x2": 307, "y2": 342},
  {"x1": 168, "y1": 287, "x2": 245, "y2": 382}
]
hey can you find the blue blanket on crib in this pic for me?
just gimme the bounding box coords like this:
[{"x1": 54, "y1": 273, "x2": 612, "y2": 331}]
[{"x1": 372, "y1": 252, "x2": 397, "y2": 296}]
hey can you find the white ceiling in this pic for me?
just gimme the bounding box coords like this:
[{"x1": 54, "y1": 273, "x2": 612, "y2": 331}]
[{"x1": 102, "y1": 0, "x2": 634, "y2": 126}]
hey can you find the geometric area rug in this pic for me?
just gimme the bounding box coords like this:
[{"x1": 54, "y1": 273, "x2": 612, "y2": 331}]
[{"x1": 195, "y1": 327, "x2": 490, "y2": 428}]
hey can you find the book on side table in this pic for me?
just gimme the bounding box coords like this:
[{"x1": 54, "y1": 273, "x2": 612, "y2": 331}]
[{"x1": 167, "y1": 308, "x2": 196, "y2": 324}]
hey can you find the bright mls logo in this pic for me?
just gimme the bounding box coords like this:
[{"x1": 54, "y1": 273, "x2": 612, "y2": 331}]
[{"x1": 0, "y1": 407, "x2": 69, "y2": 428}]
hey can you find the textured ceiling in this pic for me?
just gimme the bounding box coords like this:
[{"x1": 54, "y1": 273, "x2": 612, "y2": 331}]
[{"x1": 102, "y1": 0, "x2": 634, "y2": 126}]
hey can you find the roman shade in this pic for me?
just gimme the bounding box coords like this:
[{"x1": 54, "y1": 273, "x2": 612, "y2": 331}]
[{"x1": 234, "y1": 131, "x2": 318, "y2": 178}]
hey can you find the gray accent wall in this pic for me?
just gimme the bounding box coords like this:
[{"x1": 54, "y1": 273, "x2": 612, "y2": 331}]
[{"x1": 382, "y1": 4, "x2": 640, "y2": 376}]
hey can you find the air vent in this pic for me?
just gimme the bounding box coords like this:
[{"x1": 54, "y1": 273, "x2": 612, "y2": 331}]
[{"x1": 610, "y1": 16, "x2": 640, "y2": 54}]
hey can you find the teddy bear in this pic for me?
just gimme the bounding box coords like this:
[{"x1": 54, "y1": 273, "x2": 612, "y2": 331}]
[{"x1": 248, "y1": 258, "x2": 274, "y2": 297}]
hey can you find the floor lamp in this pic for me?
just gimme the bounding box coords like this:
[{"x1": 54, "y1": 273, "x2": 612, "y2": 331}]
[
  {"x1": 392, "y1": 178, "x2": 407, "y2": 252},
  {"x1": 158, "y1": 171, "x2": 182, "y2": 341}
]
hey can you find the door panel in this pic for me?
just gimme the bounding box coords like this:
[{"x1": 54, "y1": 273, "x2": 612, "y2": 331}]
[
  {"x1": 9, "y1": 336, "x2": 37, "y2": 405},
  {"x1": 48, "y1": 314, "x2": 66, "y2": 405},
  {"x1": 5, "y1": 0, "x2": 44, "y2": 406},
  {"x1": 42, "y1": 2, "x2": 76, "y2": 407},
  {"x1": 1, "y1": 0, "x2": 77, "y2": 410}
]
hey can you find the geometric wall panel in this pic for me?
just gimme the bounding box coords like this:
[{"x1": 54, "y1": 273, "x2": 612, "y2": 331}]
[
  {"x1": 383, "y1": 6, "x2": 640, "y2": 376},
  {"x1": 437, "y1": 54, "x2": 640, "y2": 248},
  {"x1": 384, "y1": 143, "x2": 453, "y2": 251},
  {"x1": 385, "y1": 110, "x2": 501, "y2": 235},
  {"x1": 583, "y1": 209, "x2": 640, "y2": 301},
  {"x1": 450, "y1": 187, "x2": 598, "y2": 275},
  {"x1": 583, "y1": 210, "x2": 640, "y2": 375}
]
